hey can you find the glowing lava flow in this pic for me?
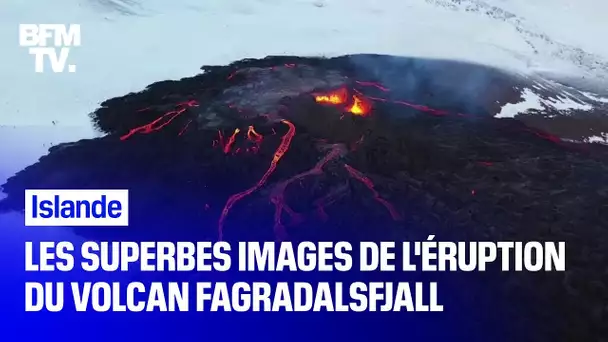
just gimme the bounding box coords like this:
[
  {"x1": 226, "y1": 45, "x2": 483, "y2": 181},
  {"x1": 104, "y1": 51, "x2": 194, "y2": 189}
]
[
  {"x1": 314, "y1": 81, "x2": 456, "y2": 117},
  {"x1": 365, "y1": 95, "x2": 449, "y2": 116},
  {"x1": 246, "y1": 126, "x2": 264, "y2": 153},
  {"x1": 346, "y1": 95, "x2": 372, "y2": 116},
  {"x1": 224, "y1": 128, "x2": 240, "y2": 154},
  {"x1": 218, "y1": 120, "x2": 296, "y2": 240},
  {"x1": 314, "y1": 88, "x2": 372, "y2": 116},
  {"x1": 351, "y1": 83, "x2": 451, "y2": 116},
  {"x1": 314, "y1": 87, "x2": 348, "y2": 105},
  {"x1": 344, "y1": 164, "x2": 402, "y2": 220},
  {"x1": 121, "y1": 100, "x2": 198, "y2": 140},
  {"x1": 247, "y1": 125, "x2": 263, "y2": 143},
  {"x1": 269, "y1": 145, "x2": 346, "y2": 239},
  {"x1": 217, "y1": 125, "x2": 401, "y2": 240},
  {"x1": 212, "y1": 126, "x2": 265, "y2": 154}
]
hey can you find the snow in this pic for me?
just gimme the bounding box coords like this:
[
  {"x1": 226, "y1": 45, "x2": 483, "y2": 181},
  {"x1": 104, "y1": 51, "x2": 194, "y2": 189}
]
[
  {"x1": 496, "y1": 88, "x2": 544, "y2": 118},
  {"x1": 581, "y1": 91, "x2": 608, "y2": 104},
  {"x1": 496, "y1": 86, "x2": 596, "y2": 118},
  {"x1": 495, "y1": 0, "x2": 608, "y2": 59},
  {"x1": 544, "y1": 95, "x2": 593, "y2": 111},
  {"x1": 585, "y1": 133, "x2": 608, "y2": 145}
]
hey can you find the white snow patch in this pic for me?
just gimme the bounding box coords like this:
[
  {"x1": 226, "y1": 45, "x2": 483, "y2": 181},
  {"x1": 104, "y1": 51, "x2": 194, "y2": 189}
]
[
  {"x1": 497, "y1": 88, "x2": 596, "y2": 118},
  {"x1": 581, "y1": 91, "x2": 608, "y2": 103},
  {"x1": 585, "y1": 133, "x2": 608, "y2": 145},
  {"x1": 496, "y1": 88, "x2": 543, "y2": 118},
  {"x1": 544, "y1": 95, "x2": 593, "y2": 111}
]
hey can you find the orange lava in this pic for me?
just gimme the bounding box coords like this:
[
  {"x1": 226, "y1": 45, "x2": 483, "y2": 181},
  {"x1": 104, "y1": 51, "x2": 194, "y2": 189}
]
[
  {"x1": 314, "y1": 88, "x2": 372, "y2": 116},
  {"x1": 224, "y1": 128, "x2": 240, "y2": 154},
  {"x1": 314, "y1": 87, "x2": 348, "y2": 105},
  {"x1": 247, "y1": 126, "x2": 263, "y2": 143},
  {"x1": 213, "y1": 125, "x2": 265, "y2": 155},
  {"x1": 121, "y1": 100, "x2": 198, "y2": 140},
  {"x1": 217, "y1": 130, "x2": 402, "y2": 239},
  {"x1": 346, "y1": 95, "x2": 372, "y2": 116},
  {"x1": 218, "y1": 120, "x2": 296, "y2": 240}
]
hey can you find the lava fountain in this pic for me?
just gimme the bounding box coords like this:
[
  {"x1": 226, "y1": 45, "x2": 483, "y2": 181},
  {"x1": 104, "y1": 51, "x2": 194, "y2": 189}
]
[{"x1": 313, "y1": 87, "x2": 372, "y2": 116}]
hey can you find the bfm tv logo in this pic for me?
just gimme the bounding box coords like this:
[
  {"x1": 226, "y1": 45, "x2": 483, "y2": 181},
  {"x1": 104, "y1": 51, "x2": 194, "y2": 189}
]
[
  {"x1": 24, "y1": 190, "x2": 129, "y2": 226},
  {"x1": 19, "y1": 24, "x2": 81, "y2": 73}
]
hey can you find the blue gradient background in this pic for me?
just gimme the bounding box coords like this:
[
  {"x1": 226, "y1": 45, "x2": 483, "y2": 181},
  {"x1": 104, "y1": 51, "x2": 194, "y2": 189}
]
[
  {"x1": 1, "y1": 224, "x2": 497, "y2": 342},
  {"x1": 0, "y1": 129, "x2": 515, "y2": 342}
]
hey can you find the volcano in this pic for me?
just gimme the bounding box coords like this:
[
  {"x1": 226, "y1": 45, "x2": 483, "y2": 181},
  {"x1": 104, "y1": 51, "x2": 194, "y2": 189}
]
[{"x1": 1, "y1": 54, "x2": 608, "y2": 341}]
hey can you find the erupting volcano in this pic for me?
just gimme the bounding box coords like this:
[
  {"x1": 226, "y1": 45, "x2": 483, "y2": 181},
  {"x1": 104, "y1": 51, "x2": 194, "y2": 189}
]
[
  {"x1": 313, "y1": 87, "x2": 373, "y2": 116},
  {"x1": 1, "y1": 54, "x2": 608, "y2": 342},
  {"x1": 109, "y1": 69, "x2": 432, "y2": 240}
]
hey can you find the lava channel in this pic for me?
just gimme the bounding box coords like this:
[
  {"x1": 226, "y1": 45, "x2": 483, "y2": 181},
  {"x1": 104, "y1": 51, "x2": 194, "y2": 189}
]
[
  {"x1": 213, "y1": 125, "x2": 265, "y2": 154},
  {"x1": 218, "y1": 120, "x2": 296, "y2": 240},
  {"x1": 269, "y1": 144, "x2": 346, "y2": 240},
  {"x1": 121, "y1": 100, "x2": 199, "y2": 141}
]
